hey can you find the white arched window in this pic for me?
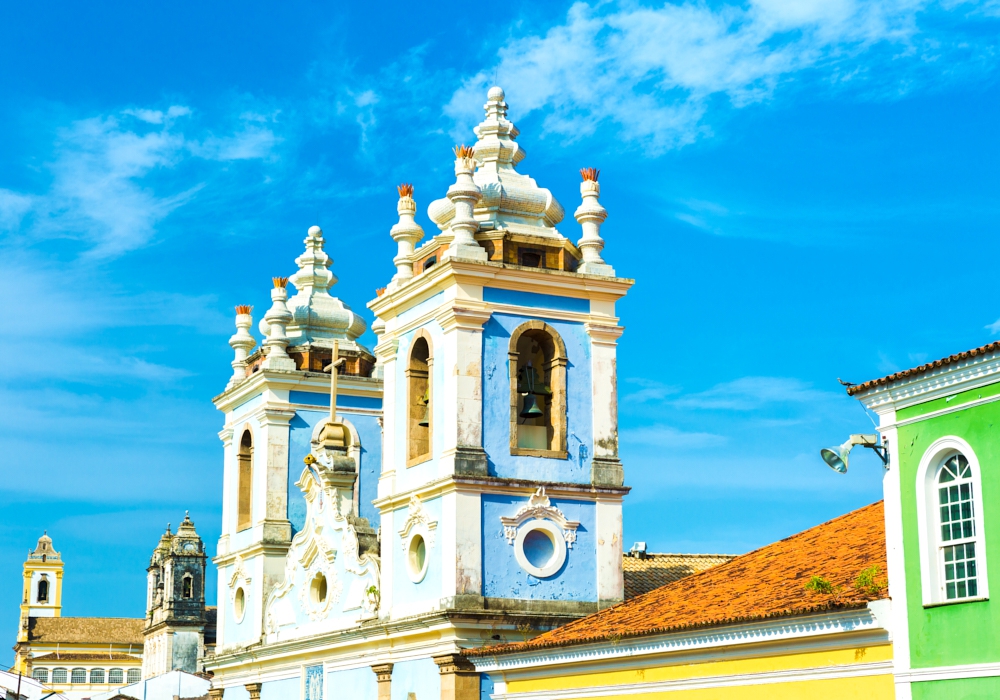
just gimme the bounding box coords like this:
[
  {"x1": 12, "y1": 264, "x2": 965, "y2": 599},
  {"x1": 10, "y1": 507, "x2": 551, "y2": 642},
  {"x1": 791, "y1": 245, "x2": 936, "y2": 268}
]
[
  {"x1": 126, "y1": 668, "x2": 141, "y2": 683},
  {"x1": 917, "y1": 438, "x2": 989, "y2": 605},
  {"x1": 108, "y1": 668, "x2": 124, "y2": 684},
  {"x1": 32, "y1": 668, "x2": 48, "y2": 683}
]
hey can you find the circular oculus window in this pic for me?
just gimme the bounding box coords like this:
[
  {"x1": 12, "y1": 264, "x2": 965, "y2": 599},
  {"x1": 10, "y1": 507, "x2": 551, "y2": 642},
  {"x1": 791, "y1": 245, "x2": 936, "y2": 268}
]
[
  {"x1": 514, "y1": 520, "x2": 566, "y2": 578},
  {"x1": 233, "y1": 586, "x2": 246, "y2": 623},
  {"x1": 407, "y1": 533, "x2": 429, "y2": 583}
]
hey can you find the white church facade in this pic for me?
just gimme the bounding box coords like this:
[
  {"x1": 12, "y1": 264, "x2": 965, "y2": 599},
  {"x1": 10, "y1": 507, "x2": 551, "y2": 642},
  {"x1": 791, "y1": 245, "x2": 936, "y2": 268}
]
[{"x1": 205, "y1": 86, "x2": 633, "y2": 700}]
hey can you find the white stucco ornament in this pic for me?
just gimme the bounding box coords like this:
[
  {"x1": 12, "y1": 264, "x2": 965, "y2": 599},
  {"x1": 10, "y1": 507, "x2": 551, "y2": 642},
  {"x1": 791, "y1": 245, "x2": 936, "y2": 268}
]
[
  {"x1": 500, "y1": 488, "x2": 580, "y2": 579},
  {"x1": 262, "y1": 461, "x2": 380, "y2": 641},
  {"x1": 398, "y1": 494, "x2": 438, "y2": 550}
]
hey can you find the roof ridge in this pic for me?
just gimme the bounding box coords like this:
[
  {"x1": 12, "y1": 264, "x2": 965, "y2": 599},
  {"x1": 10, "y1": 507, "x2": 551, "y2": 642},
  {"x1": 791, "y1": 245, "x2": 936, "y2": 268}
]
[{"x1": 848, "y1": 340, "x2": 1000, "y2": 395}]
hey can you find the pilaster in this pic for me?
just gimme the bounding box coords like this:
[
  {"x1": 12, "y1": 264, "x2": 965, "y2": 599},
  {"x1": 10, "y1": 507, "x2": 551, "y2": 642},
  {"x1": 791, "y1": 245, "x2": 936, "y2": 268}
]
[
  {"x1": 372, "y1": 663, "x2": 393, "y2": 700},
  {"x1": 434, "y1": 653, "x2": 480, "y2": 700},
  {"x1": 585, "y1": 322, "x2": 624, "y2": 486},
  {"x1": 376, "y1": 336, "x2": 400, "y2": 499},
  {"x1": 436, "y1": 305, "x2": 492, "y2": 477},
  {"x1": 245, "y1": 682, "x2": 262, "y2": 700},
  {"x1": 208, "y1": 688, "x2": 225, "y2": 700}
]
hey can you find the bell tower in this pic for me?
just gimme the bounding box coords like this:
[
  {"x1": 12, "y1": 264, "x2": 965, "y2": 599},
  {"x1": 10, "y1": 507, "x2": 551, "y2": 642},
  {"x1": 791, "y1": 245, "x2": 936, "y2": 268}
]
[
  {"x1": 16, "y1": 533, "x2": 63, "y2": 667},
  {"x1": 143, "y1": 513, "x2": 209, "y2": 678},
  {"x1": 370, "y1": 86, "x2": 632, "y2": 626}
]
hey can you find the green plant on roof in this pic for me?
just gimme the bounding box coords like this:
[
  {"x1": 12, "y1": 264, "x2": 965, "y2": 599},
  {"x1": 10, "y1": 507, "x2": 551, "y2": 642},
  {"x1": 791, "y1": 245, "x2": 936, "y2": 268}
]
[
  {"x1": 853, "y1": 565, "x2": 888, "y2": 597},
  {"x1": 805, "y1": 575, "x2": 844, "y2": 604}
]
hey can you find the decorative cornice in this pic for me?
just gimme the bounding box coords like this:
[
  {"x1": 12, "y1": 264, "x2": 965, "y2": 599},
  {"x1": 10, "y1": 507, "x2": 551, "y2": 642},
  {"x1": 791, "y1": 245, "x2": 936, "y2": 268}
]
[
  {"x1": 854, "y1": 352, "x2": 1000, "y2": 414},
  {"x1": 489, "y1": 660, "x2": 893, "y2": 699},
  {"x1": 468, "y1": 607, "x2": 887, "y2": 673},
  {"x1": 373, "y1": 475, "x2": 629, "y2": 512},
  {"x1": 583, "y1": 322, "x2": 624, "y2": 346},
  {"x1": 435, "y1": 305, "x2": 493, "y2": 333}
]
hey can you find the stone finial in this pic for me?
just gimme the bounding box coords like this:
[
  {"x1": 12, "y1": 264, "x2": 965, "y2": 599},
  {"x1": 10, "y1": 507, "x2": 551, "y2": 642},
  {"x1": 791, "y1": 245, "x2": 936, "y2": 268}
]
[
  {"x1": 443, "y1": 145, "x2": 487, "y2": 263},
  {"x1": 387, "y1": 183, "x2": 424, "y2": 291},
  {"x1": 228, "y1": 305, "x2": 256, "y2": 387},
  {"x1": 574, "y1": 168, "x2": 614, "y2": 276},
  {"x1": 260, "y1": 278, "x2": 296, "y2": 370}
]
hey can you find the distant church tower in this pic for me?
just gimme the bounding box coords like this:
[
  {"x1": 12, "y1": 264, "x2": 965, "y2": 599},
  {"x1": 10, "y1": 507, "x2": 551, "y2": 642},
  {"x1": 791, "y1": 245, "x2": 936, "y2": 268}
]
[
  {"x1": 17, "y1": 534, "x2": 63, "y2": 645},
  {"x1": 143, "y1": 513, "x2": 209, "y2": 678}
]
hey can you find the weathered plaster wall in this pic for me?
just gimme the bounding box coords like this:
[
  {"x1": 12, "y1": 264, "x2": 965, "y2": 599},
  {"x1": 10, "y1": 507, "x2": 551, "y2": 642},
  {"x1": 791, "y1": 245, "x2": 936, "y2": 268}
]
[
  {"x1": 482, "y1": 494, "x2": 596, "y2": 601},
  {"x1": 326, "y1": 666, "x2": 377, "y2": 700},
  {"x1": 390, "y1": 658, "x2": 440, "y2": 700},
  {"x1": 172, "y1": 631, "x2": 199, "y2": 672},
  {"x1": 482, "y1": 313, "x2": 593, "y2": 483},
  {"x1": 288, "y1": 406, "x2": 383, "y2": 532},
  {"x1": 897, "y1": 392, "x2": 1000, "y2": 669}
]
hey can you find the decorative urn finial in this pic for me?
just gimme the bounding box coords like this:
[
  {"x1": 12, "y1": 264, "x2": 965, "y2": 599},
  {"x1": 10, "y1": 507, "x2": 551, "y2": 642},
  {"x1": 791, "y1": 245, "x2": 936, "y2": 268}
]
[
  {"x1": 388, "y1": 183, "x2": 424, "y2": 290},
  {"x1": 443, "y1": 145, "x2": 487, "y2": 262},
  {"x1": 228, "y1": 305, "x2": 256, "y2": 387},
  {"x1": 260, "y1": 277, "x2": 296, "y2": 370},
  {"x1": 574, "y1": 167, "x2": 614, "y2": 276}
]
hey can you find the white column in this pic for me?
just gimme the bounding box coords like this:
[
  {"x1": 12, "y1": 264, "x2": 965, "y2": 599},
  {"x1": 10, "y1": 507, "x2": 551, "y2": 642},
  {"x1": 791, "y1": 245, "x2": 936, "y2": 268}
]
[
  {"x1": 376, "y1": 336, "x2": 400, "y2": 498},
  {"x1": 218, "y1": 427, "x2": 234, "y2": 553},
  {"x1": 253, "y1": 406, "x2": 295, "y2": 544}
]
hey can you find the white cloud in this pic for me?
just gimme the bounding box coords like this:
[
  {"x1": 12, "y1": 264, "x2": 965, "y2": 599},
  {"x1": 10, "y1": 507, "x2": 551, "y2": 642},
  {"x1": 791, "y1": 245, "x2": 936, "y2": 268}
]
[
  {"x1": 623, "y1": 378, "x2": 682, "y2": 402},
  {"x1": 446, "y1": 0, "x2": 989, "y2": 152}
]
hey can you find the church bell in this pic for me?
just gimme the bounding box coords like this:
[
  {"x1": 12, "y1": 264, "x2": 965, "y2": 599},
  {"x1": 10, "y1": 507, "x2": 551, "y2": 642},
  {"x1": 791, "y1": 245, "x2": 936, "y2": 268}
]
[
  {"x1": 519, "y1": 394, "x2": 544, "y2": 419},
  {"x1": 417, "y1": 390, "x2": 430, "y2": 427}
]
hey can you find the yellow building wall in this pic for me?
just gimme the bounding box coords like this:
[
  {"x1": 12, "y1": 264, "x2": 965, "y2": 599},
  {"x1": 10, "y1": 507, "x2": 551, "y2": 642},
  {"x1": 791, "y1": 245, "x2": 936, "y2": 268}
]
[{"x1": 506, "y1": 643, "x2": 894, "y2": 700}]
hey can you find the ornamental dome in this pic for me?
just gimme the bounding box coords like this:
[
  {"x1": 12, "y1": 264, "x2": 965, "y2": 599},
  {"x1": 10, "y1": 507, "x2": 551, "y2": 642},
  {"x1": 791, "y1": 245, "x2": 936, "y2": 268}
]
[
  {"x1": 427, "y1": 86, "x2": 565, "y2": 236},
  {"x1": 272, "y1": 226, "x2": 370, "y2": 355}
]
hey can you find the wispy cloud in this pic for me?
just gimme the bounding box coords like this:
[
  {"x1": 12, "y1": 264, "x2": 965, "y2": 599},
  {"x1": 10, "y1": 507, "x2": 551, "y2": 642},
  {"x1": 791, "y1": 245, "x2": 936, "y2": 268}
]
[
  {"x1": 673, "y1": 376, "x2": 836, "y2": 411},
  {"x1": 621, "y1": 424, "x2": 727, "y2": 450},
  {"x1": 623, "y1": 378, "x2": 682, "y2": 402},
  {"x1": 1, "y1": 103, "x2": 281, "y2": 259},
  {"x1": 446, "y1": 0, "x2": 997, "y2": 152}
]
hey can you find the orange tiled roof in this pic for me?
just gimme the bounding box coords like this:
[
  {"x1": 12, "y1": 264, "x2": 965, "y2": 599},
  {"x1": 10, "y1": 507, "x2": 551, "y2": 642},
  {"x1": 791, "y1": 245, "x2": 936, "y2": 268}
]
[
  {"x1": 31, "y1": 652, "x2": 140, "y2": 663},
  {"x1": 26, "y1": 617, "x2": 144, "y2": 645},
  {"x1": 623, "y1": 553, "x2": 735, "y2": 599},
  {"x1": 847, "y1": 341, "x2": 1000, "y2": 396},
  {"x1": 467, "y1": 501, "x2": 886, "y2": 656}
]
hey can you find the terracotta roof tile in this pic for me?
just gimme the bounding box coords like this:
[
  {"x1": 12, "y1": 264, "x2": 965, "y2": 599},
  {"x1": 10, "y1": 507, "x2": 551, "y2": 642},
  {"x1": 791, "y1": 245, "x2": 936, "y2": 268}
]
[
  {"x1": 30, "y1": 652, "x2": 140, "y2": 663},
  {"x1": 27, "y1": 617, "x2": 145, "y2": 645},
  {"x1": 623, "y1": 553, "x2": 735, "y2": 599},
  {"x1": 468, "y1": 501, "x2": 886, "y2": 656},
  {"x1": 847, "y1": 341, "x2": 1000, "y2": 395}
]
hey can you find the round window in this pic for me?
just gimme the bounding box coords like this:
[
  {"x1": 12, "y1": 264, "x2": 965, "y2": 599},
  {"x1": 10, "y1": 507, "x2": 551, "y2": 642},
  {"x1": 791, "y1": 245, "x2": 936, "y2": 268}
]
[
  {"x1": 311, "y1": 573, "x2": 328, "y2": 604},
  {"x1": 407, "y1": 533, "x2": 428, "y2": 583},
  {"x1": 233, "y1": 587, "x2": 246, "y2": 622},
  {"x1": 514, "y1": 520, "x2": 566, "y2": 578}
]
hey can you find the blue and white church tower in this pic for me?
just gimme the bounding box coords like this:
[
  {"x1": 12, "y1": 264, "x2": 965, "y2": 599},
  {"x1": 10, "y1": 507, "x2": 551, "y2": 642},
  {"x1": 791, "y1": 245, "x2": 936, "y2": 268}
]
[{"x1": 205, "y1": 86, "x2": 632, "y2": 700}]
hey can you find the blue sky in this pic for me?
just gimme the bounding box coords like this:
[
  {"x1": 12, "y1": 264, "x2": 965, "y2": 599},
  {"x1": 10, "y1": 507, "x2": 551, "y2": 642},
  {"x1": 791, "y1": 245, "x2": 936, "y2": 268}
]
[{"x1": 1, "y1": 0, "x2": 999, "y2": 648}]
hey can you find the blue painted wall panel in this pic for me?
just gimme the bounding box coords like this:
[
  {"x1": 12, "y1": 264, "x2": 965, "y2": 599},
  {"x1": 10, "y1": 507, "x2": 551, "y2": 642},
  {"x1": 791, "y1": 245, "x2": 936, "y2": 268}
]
[
  {"x1": 484, "y1": 287, "x2": 589, "y2": 313},
  {"x1": 327, "y1": 666, "x2": 377, "y2": 700},
  {"x1": 480, "y1": 673, "x2": 494, "y2": 700},
  {"x1": 288, "y1": 408, "x2": 383, "y2": 534},
  {"x1": 262, "y1": 678, "x2": 300, "y2": 700},
  {"x1": 482, "y1": 494, "x2": 596, "y2": 601},
  {"x1": 390, "y1": 658, "x2": 440, "y2": 700},
  {"x1": 224, "y1": 685, "x2": 251, "y2": 700},
  {"x1": 289, "y1": 390, "x2": 382, "y2": 410},
  {"x1": 482, "y1": 313, "x2": 593, "y2": 483}
]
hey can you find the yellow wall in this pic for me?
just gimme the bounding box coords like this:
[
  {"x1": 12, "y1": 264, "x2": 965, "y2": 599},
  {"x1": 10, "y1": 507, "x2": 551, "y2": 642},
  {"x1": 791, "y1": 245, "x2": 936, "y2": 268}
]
[{"x1": 505, "y1": 643, "x2": 894, "y2": 700}]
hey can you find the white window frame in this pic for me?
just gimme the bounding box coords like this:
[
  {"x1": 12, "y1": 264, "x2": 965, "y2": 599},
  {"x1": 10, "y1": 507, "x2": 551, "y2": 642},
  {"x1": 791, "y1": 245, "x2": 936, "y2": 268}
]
[{"x1": 916, "y1": 436, "x2": 989, "y2": 606}]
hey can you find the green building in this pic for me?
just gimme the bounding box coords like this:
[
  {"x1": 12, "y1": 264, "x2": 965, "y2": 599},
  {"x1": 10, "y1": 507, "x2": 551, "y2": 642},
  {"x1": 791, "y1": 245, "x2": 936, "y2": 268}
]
[{"x1": 848, "y1": 340, "x2": 1000, "y2": 700}]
